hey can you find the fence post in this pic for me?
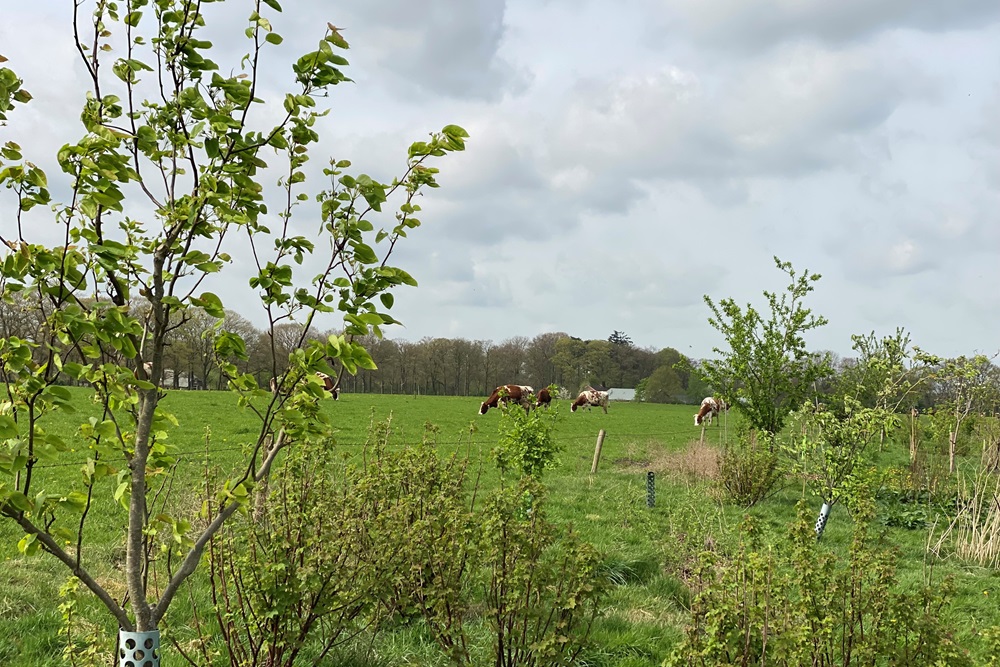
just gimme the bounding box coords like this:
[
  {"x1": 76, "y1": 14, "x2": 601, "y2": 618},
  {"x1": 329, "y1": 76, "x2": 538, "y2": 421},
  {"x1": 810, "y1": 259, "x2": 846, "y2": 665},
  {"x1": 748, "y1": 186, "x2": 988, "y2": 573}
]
[
  {"x1": 590, "y1": 429, "x2": 606, "y2": 474},
  {"x1": 646, "y1": 471, "x2": 655, "y2": 508}
]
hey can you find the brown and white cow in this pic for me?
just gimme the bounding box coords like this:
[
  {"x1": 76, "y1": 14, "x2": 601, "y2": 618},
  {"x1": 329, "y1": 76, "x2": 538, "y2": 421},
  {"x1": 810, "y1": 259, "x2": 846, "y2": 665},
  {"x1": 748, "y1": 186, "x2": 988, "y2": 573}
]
[
  {"x1": 535, "y1": 387, "x2": 553, "y2": 409},
  {"x1": 270, "y1": 372, "x2": 339, "y2": 399},
  {"x1": 694, "y1": 397, "x2": 728, "y2": 426},
  {"x1": 571, "y1": 389, "x2": 609, "y2": 413},
  {"x1": 479, "y1": 384, "x2": 534, "y2": 414},
  {"x1": 315, "y1": 371, "x2": 340, "y2": 399}
]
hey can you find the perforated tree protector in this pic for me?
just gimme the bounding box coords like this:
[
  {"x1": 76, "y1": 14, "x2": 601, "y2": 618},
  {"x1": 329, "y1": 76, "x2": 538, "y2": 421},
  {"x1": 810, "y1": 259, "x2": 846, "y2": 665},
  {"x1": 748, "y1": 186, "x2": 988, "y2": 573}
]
[{"x1": 118, "y1": 629, "x2": 160, "y2": 667}]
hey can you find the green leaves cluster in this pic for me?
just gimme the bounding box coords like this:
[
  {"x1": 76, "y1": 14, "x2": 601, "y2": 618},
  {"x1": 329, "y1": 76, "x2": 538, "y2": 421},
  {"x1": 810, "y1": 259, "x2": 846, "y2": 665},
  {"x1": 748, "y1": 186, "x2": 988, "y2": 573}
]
[{"x1": 0, "y1": 55, "x2": 32, "y2": 123}]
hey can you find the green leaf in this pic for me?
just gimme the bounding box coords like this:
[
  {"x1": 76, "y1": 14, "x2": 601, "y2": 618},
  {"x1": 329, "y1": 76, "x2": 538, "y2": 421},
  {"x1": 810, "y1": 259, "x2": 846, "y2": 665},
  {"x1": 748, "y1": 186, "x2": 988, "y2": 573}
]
[
  {"x1": 205, "y1": 137, "x2": 220, "y2": 158},
  {"x1": 0, "y1": 415, "x2": 17, "y2": 439},
  {"x1": 114, "y1": 481, "x2": 130, "y2": 508},
  {"x1": 191, "y1": 292, "x2": 225, "y2": 318},
  {"x1": 7, "y1": 491, "x2": 32, "y2": 512},
  {"x1": 352, "y1": 242, "x2": 378, "y2": 265},
  {"x1": 18, "y1": 533, "x2": 40, "y2": 556}
]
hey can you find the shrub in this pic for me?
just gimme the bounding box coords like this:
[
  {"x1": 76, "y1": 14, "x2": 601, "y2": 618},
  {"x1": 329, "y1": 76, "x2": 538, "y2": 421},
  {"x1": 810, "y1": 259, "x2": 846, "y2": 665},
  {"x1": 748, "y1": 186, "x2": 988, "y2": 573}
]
[
  {"x1": 482, "y1": 477, "x2": 606, "y2": 667},
  {"x1": 178, "y1": 420, "x2": 479, "y2": 666},
  {"x1": 716, "y1": 432, "x2": 784, "y2": 507},
  {"x1": 666, "y1": 501, "x2": 971, "y2": 666},
  {"x1": 492, "y1": 400, "x2": 563, "y2": 479}
]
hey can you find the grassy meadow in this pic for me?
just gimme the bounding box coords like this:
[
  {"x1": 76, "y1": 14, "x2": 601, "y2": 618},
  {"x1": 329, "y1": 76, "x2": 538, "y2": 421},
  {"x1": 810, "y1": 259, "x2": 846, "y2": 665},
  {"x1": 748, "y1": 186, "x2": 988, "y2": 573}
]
[{"x1": 2, "y1": 388, "x2": 999, "y2": 665}]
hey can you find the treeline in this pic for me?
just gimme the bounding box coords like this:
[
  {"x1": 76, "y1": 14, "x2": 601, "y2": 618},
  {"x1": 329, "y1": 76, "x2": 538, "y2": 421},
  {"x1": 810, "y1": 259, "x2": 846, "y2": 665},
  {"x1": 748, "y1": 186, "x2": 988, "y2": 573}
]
[
  {"x1": 0, "y1": 296, "x2": 706, "y2": 402},
  {"x1": 338, "y1": 330, "x2": 712, "y2": 402},
  {"x1": 5, "y1": 294, "x2": 999, "y2": 411}
]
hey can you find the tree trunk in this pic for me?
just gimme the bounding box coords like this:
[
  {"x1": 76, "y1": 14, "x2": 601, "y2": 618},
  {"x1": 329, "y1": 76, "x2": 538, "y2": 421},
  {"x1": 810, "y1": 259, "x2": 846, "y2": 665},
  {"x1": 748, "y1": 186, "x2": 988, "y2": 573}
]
[{"x1": 949, "y1": 428, "x2": 957, "y2": 474}]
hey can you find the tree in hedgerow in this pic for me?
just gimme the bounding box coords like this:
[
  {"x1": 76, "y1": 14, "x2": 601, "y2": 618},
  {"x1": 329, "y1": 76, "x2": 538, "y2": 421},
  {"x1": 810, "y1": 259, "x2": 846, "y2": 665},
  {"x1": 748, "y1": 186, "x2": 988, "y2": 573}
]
[
  {"x1": 701, "y1": 256, "x2": 832, "y2": 440},
  {"x1": 0, "y1": 0, "x2": 465, "y2": 655}
]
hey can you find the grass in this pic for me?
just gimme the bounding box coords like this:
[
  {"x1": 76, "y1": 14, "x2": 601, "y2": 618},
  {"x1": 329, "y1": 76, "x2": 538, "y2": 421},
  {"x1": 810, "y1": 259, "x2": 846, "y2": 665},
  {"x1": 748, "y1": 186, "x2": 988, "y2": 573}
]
[{"x1": 2, "y1": 388, "x2": 1000, "y2": 665}]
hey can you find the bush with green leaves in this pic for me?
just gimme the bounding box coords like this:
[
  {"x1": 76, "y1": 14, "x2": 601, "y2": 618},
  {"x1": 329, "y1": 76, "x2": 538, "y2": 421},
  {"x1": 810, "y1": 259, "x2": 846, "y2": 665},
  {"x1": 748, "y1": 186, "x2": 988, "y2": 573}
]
[
  {"x1": 482, "y1": 477, "x2": 606, "y2": 667},
  {"x1": 716, "y1": 429, "x2": 785, "y2": 507},
  {"x1": 177, "y1": 419, "x2": 479, "y2": 666},
  {"x1": 666, "y1": 501, "x2": 971, "y2": 666},
  {"x1": 492, "y1": 398, "x2": 563, "y2": 479}
]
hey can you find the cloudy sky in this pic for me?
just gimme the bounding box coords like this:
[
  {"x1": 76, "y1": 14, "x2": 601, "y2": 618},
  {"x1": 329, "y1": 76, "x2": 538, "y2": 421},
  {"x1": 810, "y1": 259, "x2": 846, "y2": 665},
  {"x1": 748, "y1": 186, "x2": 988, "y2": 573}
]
[{"x1": 3, "y1": 1, "x2": 1000, "y2": 361}]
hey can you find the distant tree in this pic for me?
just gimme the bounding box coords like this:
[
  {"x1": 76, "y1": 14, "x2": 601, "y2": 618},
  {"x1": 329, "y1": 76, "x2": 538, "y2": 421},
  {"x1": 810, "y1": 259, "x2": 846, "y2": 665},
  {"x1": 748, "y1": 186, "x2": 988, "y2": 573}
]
[
  {"x1": 608, "y1": 330, "x2": 633, "y2": 347},
  {"x1": 553, "y1": 336, "x2": 588, "y2": 391},
  {"x1": 524, "y1": 332, "x2": 568, "y2": 389},
  {"x1": 701, "y1": 257, "x2": 832, "y2": 439},
  {"x1": 643, "y1": 365, "x2": 684, "y2": 403},
  {"x1": 683, "y1": 362, "x2": 714, "y2": 404},
  {"x1": 582, "y1": 339, "x2": 615, "y2": 389},
  {"x1": 493, "y1": 336, "x2": 530, "y2": 387}
]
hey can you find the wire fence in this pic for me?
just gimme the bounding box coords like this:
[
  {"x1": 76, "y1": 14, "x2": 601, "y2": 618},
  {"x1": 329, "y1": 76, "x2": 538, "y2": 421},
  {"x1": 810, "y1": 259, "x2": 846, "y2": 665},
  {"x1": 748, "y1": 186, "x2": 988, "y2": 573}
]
[{"x1": 32, "y1": 424, "x2": 732, "y2": 471}]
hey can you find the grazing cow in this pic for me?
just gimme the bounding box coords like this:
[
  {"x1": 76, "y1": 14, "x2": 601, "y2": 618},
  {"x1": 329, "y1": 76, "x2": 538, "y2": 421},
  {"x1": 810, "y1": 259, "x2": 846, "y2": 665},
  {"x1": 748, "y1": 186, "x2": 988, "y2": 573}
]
[
  {"x1": 315, "y1": 371, "x2": 340, "y2": 399},
  {"x1": 694, "y1": 397, "x2": 728, "y2": 426},
  {"x1": 270, "y1": 373, "x2": 339, "y2": 399},
  {"x1": 479, "y1": 384, "x2": 534, "y2": 415},
  {"x1": 571, "y1": 389, "x2": 609, "y2": 413},
  {"x1": 535, "y1": 387, "x2": 553, "y2": 409}
]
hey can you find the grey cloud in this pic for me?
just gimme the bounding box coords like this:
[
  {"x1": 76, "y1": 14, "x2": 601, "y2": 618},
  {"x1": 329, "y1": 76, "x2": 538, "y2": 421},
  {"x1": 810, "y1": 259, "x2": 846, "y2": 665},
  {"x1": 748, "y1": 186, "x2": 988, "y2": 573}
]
[
  {"x1": 822, "y1": 200, "x2": 1000, "y2": 286},
  {"x1": 197, "y1": 1, "x2": 527, "y2": 101},
  {"x1": 342, "y1": 0, "x2": 528, "y2": 101},
  {"x1": 650, "y1": 0, "x2": 1000, "y2": 52},
  {"x1": 543, "y1": 48, "x2": 924, "y2": 212}
]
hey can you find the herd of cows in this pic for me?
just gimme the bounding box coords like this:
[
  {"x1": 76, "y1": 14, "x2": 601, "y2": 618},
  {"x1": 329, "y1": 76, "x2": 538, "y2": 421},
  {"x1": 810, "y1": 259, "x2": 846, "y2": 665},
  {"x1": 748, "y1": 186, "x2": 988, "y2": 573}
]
[
  {"x1": 265, "y1": 374, "x2": 728, "y2": 428},
  {"x1": 477, "y1": 384, "x2": 730, "y2": 428},
  {"x1": 477, "y1": 384, "x2": 610, "y2": 415}
]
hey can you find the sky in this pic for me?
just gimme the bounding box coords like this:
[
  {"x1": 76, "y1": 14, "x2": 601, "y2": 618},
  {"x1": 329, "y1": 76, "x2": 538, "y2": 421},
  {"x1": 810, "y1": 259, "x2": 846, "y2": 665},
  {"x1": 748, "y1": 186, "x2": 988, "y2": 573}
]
[{"x1": 2, "y1": 0, "x2": 1000, "y2": 361}]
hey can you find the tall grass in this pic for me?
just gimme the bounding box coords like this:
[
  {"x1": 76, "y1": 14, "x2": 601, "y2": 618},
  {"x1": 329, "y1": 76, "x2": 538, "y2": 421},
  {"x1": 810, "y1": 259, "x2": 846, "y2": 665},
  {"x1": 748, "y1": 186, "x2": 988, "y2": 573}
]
[{"x1": 931, "y1": 466, "x2": 1000, "y2": 569}]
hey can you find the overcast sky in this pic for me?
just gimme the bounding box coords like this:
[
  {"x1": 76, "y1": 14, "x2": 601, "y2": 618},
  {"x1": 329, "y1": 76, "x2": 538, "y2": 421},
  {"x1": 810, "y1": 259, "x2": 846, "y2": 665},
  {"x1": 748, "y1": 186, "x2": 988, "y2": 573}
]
[{"x1": 3, "y1": 1, "x2": 1000, "y2": 361}]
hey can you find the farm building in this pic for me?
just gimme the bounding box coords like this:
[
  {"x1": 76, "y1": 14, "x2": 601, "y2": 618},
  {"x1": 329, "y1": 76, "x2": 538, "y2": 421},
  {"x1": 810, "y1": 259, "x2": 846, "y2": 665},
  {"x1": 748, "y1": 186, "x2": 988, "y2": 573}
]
[{"x1": 608, "y1": 387, "x2": 636, "y2": 401}]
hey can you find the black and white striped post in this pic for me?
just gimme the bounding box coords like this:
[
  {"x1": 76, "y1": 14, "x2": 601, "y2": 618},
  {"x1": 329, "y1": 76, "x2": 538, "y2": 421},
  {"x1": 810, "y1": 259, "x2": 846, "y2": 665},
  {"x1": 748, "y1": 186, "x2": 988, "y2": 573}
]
[{"x1": 646, "y1": 471, "x2": 655, "y2": 508}]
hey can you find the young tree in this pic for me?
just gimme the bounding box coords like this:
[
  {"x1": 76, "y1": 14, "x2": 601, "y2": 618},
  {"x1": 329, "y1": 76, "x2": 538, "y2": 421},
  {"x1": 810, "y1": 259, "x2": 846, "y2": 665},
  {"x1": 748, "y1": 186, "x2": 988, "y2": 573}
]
[
  {"x1": 701, "y1": 257, "x2": 832, "y2": 439},
  {"x1": 790, "y1": 330, "x2": 923, "y2": 538},
  {"x1": 920, "y1": 353, "x2": 998, "y2": 473},
  {"x1": 0, "y1": 0, "x2": 465, "y2": 657}
]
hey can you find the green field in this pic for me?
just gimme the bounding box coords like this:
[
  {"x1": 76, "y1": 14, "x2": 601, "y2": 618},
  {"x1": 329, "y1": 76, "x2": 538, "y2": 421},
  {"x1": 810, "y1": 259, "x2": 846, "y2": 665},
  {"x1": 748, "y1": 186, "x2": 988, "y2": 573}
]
[{"x1": 1, "y1": 389, "x2": 998, "y2": 665}]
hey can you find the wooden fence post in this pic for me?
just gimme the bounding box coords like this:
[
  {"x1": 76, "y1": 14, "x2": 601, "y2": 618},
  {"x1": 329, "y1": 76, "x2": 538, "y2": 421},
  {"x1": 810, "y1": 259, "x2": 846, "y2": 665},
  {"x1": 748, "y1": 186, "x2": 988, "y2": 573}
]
[{"x1": 590, "y1": 429, "x2": 606, "y2": 474}]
